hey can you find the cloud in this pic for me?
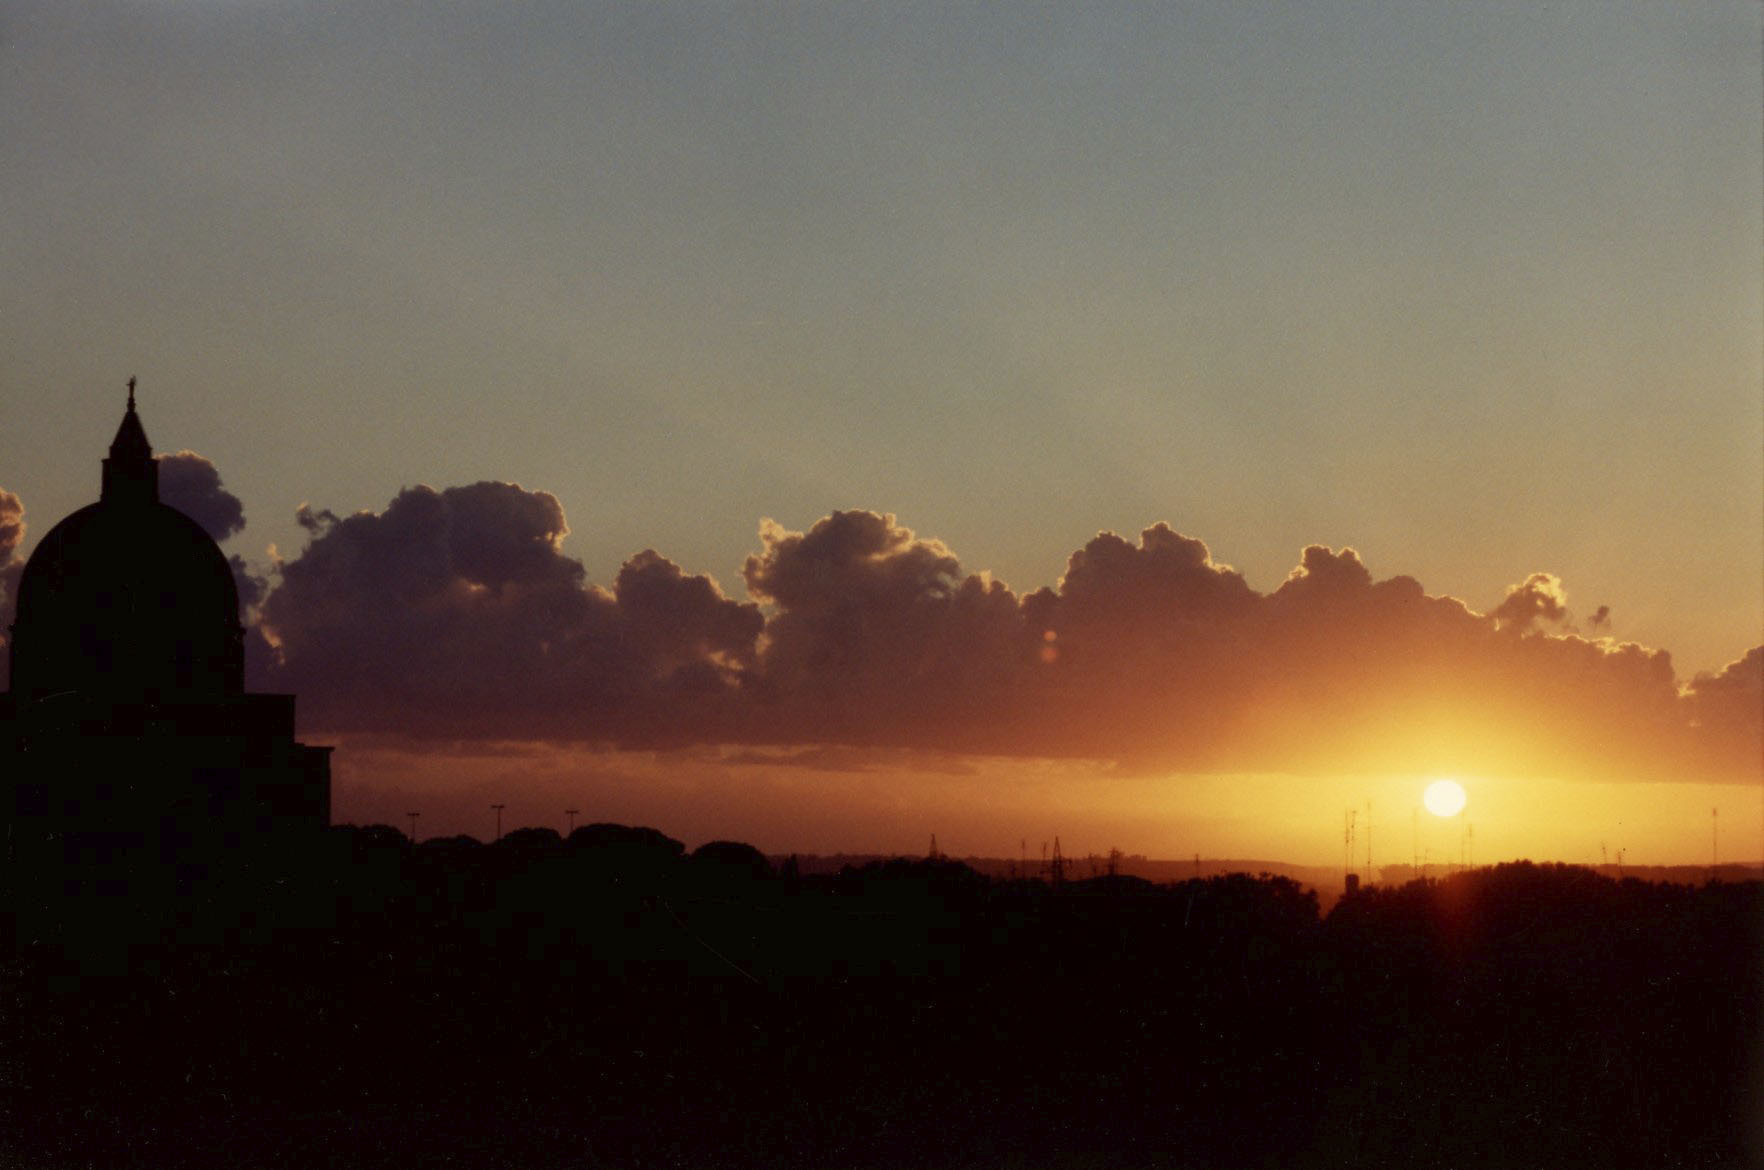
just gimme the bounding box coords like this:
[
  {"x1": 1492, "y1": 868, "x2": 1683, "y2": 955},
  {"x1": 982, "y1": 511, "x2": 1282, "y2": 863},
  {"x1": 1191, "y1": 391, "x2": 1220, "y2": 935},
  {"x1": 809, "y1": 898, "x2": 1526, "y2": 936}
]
[
  {"x1": 296, "y1": 504, "x2": 339, "y2": 532},
  {"x1": 258, "y1": 482, "x2": 762, "y2": 741},
  {"x1": 1682, "y1": 647, "x2": 1764, "y2": 775},
  {"x1": 1488, "y1": 572, "x2": 1570, "y2": 633},
  {"x1": 243, "y1": 492, "x2": 1760, "y2": 784},
  {"x1": 0, "y1": 489, "x2": 23, "y2": 689},
  {"x1": 155, "y1": 450, "x2": 269, "y2": 619},
  {"x1": 740, "y1": 511, "x2": 1024, "y2": 747},
  {"x1": 615, "y1": 549, "x2": 763, "y2": 686},
  {"x1": 743, "y1": 511, "x2": 964, "y2": 610},
  {"x1": 1029, "y1": 524, "x2": 1256, "y2": 637},
  {"x1": 723, "y1": 518, "x2": 1750, "y2": 781},
  {"x1": 158, "y1": 450, "x2": 246, "y2": 542},
  {"x1": 0, "y1": 489, "x2": 23, "y2": 563},
  {"x1": 230, "y1": 555, "x2": 269, "y2": 613}
]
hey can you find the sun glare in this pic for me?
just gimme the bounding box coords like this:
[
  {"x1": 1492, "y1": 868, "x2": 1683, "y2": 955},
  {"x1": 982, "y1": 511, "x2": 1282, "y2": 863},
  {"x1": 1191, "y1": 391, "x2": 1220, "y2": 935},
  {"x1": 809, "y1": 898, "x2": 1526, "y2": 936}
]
[{"x1": 1423, "y1": 779, "x2": 1467, "y2": 817}]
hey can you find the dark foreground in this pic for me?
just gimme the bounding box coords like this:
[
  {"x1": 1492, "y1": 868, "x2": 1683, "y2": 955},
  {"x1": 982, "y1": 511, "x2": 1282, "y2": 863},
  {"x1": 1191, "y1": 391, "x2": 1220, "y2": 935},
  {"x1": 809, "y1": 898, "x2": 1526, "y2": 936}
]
[{"x1": 5, "y1": 826, "x2": 1762, "y2": 1169}]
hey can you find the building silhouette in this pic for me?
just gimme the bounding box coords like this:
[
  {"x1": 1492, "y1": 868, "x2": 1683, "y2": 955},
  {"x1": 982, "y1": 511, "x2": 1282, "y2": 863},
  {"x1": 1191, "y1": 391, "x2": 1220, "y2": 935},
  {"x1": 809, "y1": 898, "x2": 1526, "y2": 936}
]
[{"x1": 2, "y1": 385, "x2": 330, "y2": 946}]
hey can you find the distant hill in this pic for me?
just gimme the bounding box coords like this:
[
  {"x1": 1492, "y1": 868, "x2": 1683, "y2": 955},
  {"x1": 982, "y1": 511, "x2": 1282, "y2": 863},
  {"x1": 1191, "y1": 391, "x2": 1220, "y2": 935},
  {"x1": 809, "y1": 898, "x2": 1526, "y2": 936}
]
[{"x1": 773, "y1": 852, "x2": 1764, "y2": 912}]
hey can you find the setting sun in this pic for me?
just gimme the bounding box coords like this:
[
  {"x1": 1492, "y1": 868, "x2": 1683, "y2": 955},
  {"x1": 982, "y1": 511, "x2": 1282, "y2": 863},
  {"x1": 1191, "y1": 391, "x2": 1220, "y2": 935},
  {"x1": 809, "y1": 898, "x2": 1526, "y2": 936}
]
[{"x1": 1423, "y1": 779, "x2": 1468, "y2": 818}]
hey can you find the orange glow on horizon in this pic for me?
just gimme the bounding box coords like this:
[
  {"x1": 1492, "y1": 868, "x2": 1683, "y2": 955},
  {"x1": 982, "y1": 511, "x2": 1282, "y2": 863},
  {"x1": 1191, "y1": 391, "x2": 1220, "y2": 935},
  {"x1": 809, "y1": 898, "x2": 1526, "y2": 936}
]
[{"x1": 324, "y1": 738, "x2": 1764, "y2": 871}]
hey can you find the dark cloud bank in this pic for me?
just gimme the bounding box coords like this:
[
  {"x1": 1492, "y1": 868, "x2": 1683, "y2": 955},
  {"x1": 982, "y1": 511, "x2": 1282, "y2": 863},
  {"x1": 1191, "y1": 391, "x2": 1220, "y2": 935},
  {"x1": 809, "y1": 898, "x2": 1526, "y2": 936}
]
[{"x1": 1, "y1": 468, "x2": 1758, "y2": 783}]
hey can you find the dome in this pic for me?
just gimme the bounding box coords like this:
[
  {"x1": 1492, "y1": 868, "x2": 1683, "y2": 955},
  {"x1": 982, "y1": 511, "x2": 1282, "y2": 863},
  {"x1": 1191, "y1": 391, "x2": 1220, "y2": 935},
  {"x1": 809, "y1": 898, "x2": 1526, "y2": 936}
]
[{"x1": 7, "y1": 394, "x2": 244, "y2": 704}]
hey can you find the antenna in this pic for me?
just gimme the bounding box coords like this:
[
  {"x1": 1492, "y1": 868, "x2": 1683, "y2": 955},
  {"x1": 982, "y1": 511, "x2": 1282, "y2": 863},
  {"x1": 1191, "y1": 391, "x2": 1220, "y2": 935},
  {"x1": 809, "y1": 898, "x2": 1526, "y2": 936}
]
[
  {"x1": 1343, "y1": 809, "x2": 1357, "y2": 882},
  {"x1": 1366, "y1": 800, "x2": 1373, "y2": 880},
  {"x1": 928, "y1": 833, "x2": 939, "y2": 861},
  {"x1": 1050, "y1": 836, "x2": 1065, "y2": 887},
  {"x1": 1412, "y1": 807, "x2": 1419, "y2": 880},
  {"x1": 1711, "y1": 807, "x2": 1718, "y2": 879},
  {"x1": 490, "y1": 803, "x2": 506, "y2": 842},
  {"x1": 565, "y1": 808, "x2": 579, "y2": 835},
  {"x1": 405, "y1": 811, "x2": 420, "y2": 842}
]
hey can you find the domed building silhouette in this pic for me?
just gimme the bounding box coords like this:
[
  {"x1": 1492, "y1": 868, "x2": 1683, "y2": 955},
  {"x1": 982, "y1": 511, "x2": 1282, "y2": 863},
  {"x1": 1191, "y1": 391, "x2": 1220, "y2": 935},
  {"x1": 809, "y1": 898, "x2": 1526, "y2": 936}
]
[{"x1": 2, "y1": 384, "x2": 330, "y2": 947}]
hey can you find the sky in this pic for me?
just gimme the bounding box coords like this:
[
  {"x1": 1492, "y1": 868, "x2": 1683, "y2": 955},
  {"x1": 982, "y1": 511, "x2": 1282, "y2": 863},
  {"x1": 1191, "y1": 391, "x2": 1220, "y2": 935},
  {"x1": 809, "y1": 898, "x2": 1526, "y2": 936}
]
[{"x1": 2, "y1": 3, "x2": 1760, "y2": 865}]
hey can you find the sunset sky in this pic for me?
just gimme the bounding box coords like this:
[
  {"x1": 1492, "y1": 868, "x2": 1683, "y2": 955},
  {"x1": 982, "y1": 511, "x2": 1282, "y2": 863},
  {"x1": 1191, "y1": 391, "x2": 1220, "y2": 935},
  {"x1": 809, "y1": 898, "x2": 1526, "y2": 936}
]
[{"x1": 3, "y1": 3, "x2": 1759, "y2": 865}]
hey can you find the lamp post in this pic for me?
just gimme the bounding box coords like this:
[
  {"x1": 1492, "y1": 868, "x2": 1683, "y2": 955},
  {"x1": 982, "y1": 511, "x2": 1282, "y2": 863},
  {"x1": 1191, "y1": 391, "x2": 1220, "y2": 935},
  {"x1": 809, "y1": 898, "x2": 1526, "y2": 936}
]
[{"x1": 491, "y1": 803, "x2": 505, "y2": 842}]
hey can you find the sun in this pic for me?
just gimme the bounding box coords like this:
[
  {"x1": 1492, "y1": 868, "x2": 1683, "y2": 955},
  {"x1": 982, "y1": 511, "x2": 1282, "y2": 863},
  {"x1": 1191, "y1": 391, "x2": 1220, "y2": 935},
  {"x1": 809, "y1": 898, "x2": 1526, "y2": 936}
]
[{"x1": 1423, "y1": 778, "x2": 1467, "y2": 817}]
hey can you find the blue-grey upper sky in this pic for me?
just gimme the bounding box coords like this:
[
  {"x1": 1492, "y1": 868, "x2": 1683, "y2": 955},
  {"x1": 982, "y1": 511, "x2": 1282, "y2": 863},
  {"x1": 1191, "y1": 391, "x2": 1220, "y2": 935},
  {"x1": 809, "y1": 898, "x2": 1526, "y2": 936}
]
[{"x1": 4, "y1": 1, "x2": 1759, "y2": 676}]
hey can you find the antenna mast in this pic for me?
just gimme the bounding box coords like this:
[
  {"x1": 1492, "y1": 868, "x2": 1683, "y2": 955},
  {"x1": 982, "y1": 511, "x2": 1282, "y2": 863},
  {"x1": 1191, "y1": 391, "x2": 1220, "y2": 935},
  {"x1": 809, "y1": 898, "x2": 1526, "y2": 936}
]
[{"x1": 1366, "y1": 800, "x2": 1373, "y2": 880}]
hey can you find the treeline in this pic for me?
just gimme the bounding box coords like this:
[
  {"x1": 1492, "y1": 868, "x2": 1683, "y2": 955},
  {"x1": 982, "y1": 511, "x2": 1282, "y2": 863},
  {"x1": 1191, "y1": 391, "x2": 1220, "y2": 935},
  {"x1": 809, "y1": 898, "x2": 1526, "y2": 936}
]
[{"x1": 5, "y1": 825, "x2": 1760, "y2": 1169}]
